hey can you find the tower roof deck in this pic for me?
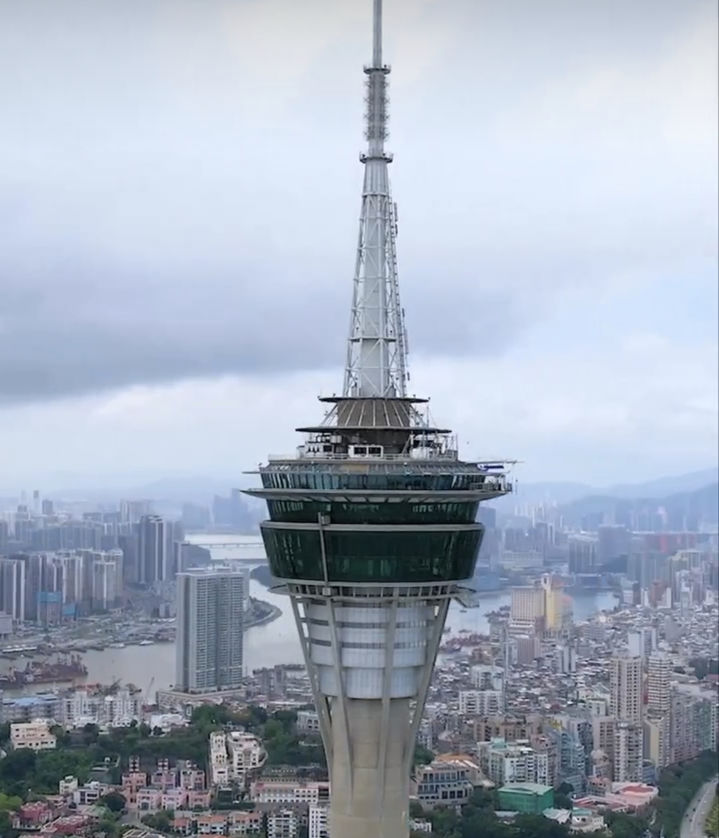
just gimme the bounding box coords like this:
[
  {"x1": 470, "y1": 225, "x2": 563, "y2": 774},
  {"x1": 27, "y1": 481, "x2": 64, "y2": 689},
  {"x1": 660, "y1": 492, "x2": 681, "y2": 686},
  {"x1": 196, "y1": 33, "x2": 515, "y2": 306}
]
[
  {"x1": 256, "y1": 457, "x2": 513, "y2": 476},
  {"x1": 305, "y1": 396, "x2": 440, "y2": 432}
]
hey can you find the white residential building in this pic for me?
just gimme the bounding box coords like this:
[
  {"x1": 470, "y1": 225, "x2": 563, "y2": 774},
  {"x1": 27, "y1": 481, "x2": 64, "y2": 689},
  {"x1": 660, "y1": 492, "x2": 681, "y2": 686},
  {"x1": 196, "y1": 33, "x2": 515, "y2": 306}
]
[
  {"x1": 459, "y1": 689, "x2": 504, "y2": 716},
  {"x1": 73, "y1": 781, "x2": 107, "y2": 806},
  {"x1": 175, "y1": 567, "x2": 245, "y2": 693},
  {"x1": 297, "y1": 710, "x2": 321, "y2": 733},
  {"x1": 266, "y1": 809, "x2": 298, "y2": 838},
  {"x1": 470, "y1": 665, "x2": 504, "y2": 691},
  {"x1": 610, "y1": 654, "x2": 643, "y2": 724},
  {"x1": 10, "y1": 720, "x2": 56, "y2": 750},
  {"x1": 209, "y1": 730, "x2": 267, "y2": 787},
  {"x1": 613, "y1": 721, "x2": 643, "y2": 782},
  {"x1": 227, "y1": 731, "x2": 267, "y2": 784},
  {"x1": 250, "y1": 780, "x2": 330, "y2": 805},
  {"x1": 647, "y1": 653, "x2": 672, "y2": 715},
  {"x1": 60, "y1": 688, "x2": 139, "y2": 729},
  {"x1": 308, "y1": 804, "x2": 330, "y2": 838},
  {"x1": 479, "y1": 739, "x2": 549, "y2": 787},
  {"x1": 58, "y1": 776, "x2": 79, "y2": 796},
  {"x1": 209, "y1": 731, "x2": 230, "y2": 787}
]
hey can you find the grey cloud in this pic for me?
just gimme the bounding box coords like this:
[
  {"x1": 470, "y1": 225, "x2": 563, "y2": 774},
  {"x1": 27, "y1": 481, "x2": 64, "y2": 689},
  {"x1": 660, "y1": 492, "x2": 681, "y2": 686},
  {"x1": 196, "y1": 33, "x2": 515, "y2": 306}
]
[{"x1": 0, "y1": 0, "x2": 715, "y2": 405}]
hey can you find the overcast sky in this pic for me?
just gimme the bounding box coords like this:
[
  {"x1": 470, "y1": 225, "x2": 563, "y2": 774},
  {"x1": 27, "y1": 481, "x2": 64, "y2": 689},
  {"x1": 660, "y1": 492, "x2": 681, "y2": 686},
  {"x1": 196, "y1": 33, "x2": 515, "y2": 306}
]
[{"x1": 0, "y1": 0, "x2": 717, "y2": 491}]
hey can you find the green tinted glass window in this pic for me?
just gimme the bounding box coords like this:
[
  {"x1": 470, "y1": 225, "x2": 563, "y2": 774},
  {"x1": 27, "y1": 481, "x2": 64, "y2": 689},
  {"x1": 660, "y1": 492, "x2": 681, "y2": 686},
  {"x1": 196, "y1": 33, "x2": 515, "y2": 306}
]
[
  {"x1": 261, "y1": 525, "x2": 483, "y2": 583},
  {"x1": 266, "y1": 499, "x2": 478, "y2": 525}
]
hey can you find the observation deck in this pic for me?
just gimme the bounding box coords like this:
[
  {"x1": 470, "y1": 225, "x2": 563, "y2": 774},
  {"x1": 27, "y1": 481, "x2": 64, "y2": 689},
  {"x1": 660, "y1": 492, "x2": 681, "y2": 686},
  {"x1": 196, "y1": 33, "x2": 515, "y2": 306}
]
[{"x1": 247, "y1": 396, "x2": 513, "y2": 589}]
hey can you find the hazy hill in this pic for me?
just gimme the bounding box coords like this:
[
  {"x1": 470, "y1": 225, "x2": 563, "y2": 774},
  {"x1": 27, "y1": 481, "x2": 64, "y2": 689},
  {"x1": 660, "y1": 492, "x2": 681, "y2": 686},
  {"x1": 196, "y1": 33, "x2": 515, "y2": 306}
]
[
  {"x1": 494, "y1": 467, "x2": 718, "y2": 512},
  {"x1": 558, "y1": 482, "x2": 718, "y2": 529}
]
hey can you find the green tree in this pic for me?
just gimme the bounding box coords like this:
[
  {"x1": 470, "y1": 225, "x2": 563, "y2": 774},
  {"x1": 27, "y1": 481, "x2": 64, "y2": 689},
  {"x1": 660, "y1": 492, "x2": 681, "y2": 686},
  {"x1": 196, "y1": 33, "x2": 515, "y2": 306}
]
[
  {"x1": 0, "y1": 808, "x2": 19, "y2": 838},
  {"x1": 100, "y1": 792, "x2": 126, "y2": 813},
  {"x1": 0, "y1": 749, "x2": 37, "y2": 798},
  {"x1": 513, "y1": 813, "x2": 569, "y2": 838},
  {"x1": 409, "y1": 800, "x2": 425, "y2": 819},
  {"x1": 141, "y1": 810, "x2": 173, "y2": 833},
  {"x1": 413, "y1": 745, "x2": 435, "y2": 765},
  {"x1": 0, "y1": 794, "x2": 22, "y2": 813},
  {"x1": 605, "y1": 811, "x2": 649, "y2": 838}
]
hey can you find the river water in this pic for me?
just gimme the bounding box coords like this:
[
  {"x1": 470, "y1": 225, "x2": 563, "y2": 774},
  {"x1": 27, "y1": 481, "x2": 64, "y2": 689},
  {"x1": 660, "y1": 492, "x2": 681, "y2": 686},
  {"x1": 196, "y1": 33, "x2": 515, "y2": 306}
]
[{"x1": 7, "y1": 535, "x2": 619, "y2": 697}]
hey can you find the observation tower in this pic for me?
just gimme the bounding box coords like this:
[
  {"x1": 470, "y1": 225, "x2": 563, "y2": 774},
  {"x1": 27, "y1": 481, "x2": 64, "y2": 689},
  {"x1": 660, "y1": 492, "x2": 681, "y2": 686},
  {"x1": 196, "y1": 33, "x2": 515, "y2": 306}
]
[{"x1": 245, "y1": 2, "x2": 513, "y2": 836}]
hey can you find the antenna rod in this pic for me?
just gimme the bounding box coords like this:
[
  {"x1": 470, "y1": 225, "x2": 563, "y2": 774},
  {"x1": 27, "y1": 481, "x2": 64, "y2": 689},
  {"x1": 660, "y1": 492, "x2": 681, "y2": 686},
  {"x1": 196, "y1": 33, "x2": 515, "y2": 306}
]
[{"x1": 373, "y1": 0, "x2": 382, "y2": 67}]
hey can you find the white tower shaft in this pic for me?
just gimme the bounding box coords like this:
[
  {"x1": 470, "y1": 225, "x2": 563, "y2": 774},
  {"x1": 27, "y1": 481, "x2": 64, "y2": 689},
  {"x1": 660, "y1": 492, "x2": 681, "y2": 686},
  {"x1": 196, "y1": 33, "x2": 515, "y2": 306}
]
[
  {"x1": 289, "y1": 584, "x2": 451, "y2": 838},
  {"x1": 344, "y1": 0, "x2": 408, "y2": 399}
]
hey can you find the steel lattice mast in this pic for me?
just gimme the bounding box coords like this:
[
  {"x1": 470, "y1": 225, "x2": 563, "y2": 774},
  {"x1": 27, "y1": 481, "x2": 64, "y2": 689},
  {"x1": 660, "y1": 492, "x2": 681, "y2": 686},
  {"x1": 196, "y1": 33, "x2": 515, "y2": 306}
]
[
  {"x1": 245, "y1": 3, "x2": 513, "y2": 837},
  {"x1": 344, "y1": 0, "x2": 408, "y2": 399}
]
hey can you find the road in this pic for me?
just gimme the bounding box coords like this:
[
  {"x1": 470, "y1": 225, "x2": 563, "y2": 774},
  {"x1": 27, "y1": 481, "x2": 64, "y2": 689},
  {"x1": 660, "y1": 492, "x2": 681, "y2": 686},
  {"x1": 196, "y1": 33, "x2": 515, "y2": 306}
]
[{"x1": 680, "y1": 776, "x2": 718, "y2": 838}]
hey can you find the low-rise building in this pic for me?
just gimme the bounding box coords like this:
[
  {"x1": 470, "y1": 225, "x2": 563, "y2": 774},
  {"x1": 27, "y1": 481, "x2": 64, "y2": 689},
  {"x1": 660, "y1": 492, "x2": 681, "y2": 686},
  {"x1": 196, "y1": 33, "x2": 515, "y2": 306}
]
[
  {"x1": 497, "y1": 783, "x2": 554, "y2": 814},
  {"x1": 250, "y1": 780, "x2": 329, "y2": 805},
  {"x1": 12, "y1": 802, "x2": 56, "y2": 830},
  {"x1": 228, "y1": 810, "x2": 264, "y2": 835},
  {"x1": 414, "y1": 761, "x2": 473, "y2": 808},
  {"x1": 196, "y1": 814, "x2": 228, "y2": 835},
  {"x1": 58, "y1": 776, "x2": 78, "y2": 796},
  {"x1": 478, "y1": 738, "x2": 550, "y2": 787},
  {"x1": 297, "y1": 710, "x2": 321, "y2": 734},
  {"x1": 10, "y1": 720, "x2": 56, "y2": 750},
  {"x1": 226, "y1": 731, "x2": 267, "y2": 785},
  {"x1": 210, "y1": 730, "x2": 267, "y2": 788},
  {"x1": 209, "y1": 731, "x2": 229, "y2": 786},
  {"x1": 73, "y1": 780, "x2": 107, "y2": 805}
]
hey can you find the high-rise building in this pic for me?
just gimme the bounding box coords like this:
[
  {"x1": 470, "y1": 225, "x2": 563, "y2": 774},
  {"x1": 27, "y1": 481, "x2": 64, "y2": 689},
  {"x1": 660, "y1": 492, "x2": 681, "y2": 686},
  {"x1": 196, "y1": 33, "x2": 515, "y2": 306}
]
[
  {"x1": 568, "y1": 534, "x2": 598, "y2": 573},
  {"x1": 644, "y1": 715, "x2": 671, "y2": 770},
  {"x1": 0, "y1": 520, "x2": 9, "y2": 554},
  {"x1": 91, "y1": 551, "x2": 123, "y2": 610},
  {"x1": 138, "y1": 515, "x2": 167, "y2": 584},
  {"x1": 510, "y1": 586, "x2": 545, "y2": 629},
  {"x1": 175, "y1": 568, "x2": 245, "y2": 693},
  {"x1": 612, "y1": 721, "x2": 643, "y2": 782},
  {"x1": 542, "y1": 573, "x2": 570, "y2": 631},
  {"x1": 0, "y1": 557, "x2": 26, "y2": 622},
  {"x1": 610, "y1": 654, "x2": 643, "y2": 724},
  {"x1": 647, "y1": 652, "x2": 671, "y2": 715},
  {"x1": 597, "y1": 525, "x2": 630, "y2": 567},
  {"x1": 244, "y1": 2, "x2": 513, "y2": 834},
  {"x1": 670, "y1": 685, "x2": 719, "y2": 763},
  {"x1": 592, "y1": 715, "x2": 616, "y2": 768},
  {"x1": 120, "y1": 500, "x2": 152, "y2": 524}
]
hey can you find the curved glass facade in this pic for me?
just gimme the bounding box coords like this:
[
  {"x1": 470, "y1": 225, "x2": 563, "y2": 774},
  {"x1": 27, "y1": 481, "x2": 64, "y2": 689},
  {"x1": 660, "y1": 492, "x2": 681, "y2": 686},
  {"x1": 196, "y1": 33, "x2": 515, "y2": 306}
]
[
  {"x1": 261, "y1": 525, "x2": 483, "y2": 583},
  {"x1": 266, "y1": 499, "x2": 479, "y2": 525},
  {"x1": 261, "y1": 470, "x2": 487, "y2": 492}
]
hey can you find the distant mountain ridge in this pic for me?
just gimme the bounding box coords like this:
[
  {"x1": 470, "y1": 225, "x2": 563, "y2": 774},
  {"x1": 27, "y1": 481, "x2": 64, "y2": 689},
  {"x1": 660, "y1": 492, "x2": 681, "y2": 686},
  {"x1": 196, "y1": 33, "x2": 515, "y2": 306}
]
[
  {"x1": 558, "y1": 482, "x2": 718, "y2": 529},
  {"x1": 495, "y1": 467, "x2": 718, "y2": 511}
]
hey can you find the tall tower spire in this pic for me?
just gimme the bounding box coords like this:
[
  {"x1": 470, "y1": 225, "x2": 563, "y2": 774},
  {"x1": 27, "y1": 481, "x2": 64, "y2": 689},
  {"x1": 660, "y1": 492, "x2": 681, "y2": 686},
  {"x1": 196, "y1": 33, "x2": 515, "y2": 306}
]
[
  {"x1": 246, "y1": 2, "x2": 515, "y2": 837},
  {"x1": 344, "y1": 0, "x2": 408, "y2": 398}
]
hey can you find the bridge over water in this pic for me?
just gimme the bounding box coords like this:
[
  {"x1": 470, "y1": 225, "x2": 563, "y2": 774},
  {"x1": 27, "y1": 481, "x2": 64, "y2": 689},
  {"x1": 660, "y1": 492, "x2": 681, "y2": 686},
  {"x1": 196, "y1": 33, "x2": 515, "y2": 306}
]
[{"x1": 185, "y1": 534, "x2": 267, "y2": 561}]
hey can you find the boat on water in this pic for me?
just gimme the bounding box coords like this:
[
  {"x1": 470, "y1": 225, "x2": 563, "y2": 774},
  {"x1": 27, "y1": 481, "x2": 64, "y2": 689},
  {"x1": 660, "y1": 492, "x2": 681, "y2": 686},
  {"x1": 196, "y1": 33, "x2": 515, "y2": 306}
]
[
  {"x1": 109, "y1": 642, "x2": 126, "y2": 649},
  {"x1": 139, "y1": 640, "x2": 153, "y2": 646}
]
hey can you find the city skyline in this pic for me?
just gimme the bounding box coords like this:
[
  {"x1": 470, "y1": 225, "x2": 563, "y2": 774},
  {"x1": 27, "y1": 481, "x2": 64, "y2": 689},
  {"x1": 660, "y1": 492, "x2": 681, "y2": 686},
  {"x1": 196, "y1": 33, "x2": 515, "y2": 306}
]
[
  {"x1": 0, "y1": 2, "x2": 716, "y2": 836},
  {"x1": 0, "y1": 0, "x2": 716, "y2": 488}
]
